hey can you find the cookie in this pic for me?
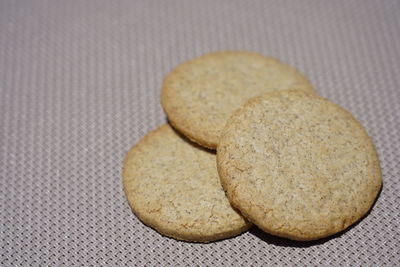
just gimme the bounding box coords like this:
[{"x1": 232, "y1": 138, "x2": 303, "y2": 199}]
[
  {"x1": 217, "y1": 90, "x2": 382, "y2": 241},
  {"x1": 161, "y1": 51, "x2": 315, "y2": 149},
  {"x1": 123, "y1": 124, "x2": 251, "y2": 242}
]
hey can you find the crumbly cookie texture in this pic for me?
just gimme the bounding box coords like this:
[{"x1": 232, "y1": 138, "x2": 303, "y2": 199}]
[
  {"x1": 217, "y1": 90, "x2": 382, "y2": 241},
  {"x1": 161, "y1": 51, "x2": 315, "y2": 149},
  {"x1": 123, "y1": 124, "x2": 251, "y2": 243}
]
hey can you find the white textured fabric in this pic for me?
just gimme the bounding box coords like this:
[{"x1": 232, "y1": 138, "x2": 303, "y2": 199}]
[{"x1": 1, "y1": 0, "x2": 399, "y2": 266}]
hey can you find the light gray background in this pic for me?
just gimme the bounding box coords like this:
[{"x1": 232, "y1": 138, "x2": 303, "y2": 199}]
[{"x1": 1, "y1": 0, "x2": 399, "y2": 266}]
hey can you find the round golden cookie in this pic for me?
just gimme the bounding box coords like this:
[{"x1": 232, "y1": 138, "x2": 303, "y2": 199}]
[
  {"x1": 161, "y1": 51, "x2": 315, "y2": 149},
  {"x1": 123, "y1": 124, "x2": 251, "y2": 242},
  {"x1": 217, "y1": 90, "x2": 382, "y2": 241}
]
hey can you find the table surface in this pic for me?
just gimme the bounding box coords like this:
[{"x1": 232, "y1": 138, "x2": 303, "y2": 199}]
[{"x1": 1, "y1": 0, "x2": 399, "y2": 266}]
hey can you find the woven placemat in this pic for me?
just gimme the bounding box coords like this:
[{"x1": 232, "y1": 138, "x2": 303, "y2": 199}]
[{"x1": 1, "y1": 0, "x2": 399, "y2": 265}]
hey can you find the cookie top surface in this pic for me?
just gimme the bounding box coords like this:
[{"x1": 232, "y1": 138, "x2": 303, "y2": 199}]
[
  {"x1": 217, "y1": 90, "x2": 382, "y2": 241},
  {"x1": 161, "y1": 51, "x2": 315, "y2": 149},
  {"x1": 123, "y1": 124, "x2": 251, "y2": 243}
]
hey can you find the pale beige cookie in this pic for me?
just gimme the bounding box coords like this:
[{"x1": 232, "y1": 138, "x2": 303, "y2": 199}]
[
  {"x1": 161, "y1": 51, "x2": 315, "y2": 149},
  {"x1": 123, "y1": 124, "x2": 251, "y2": 242},
  {"x1": 217, "y1": 90, "x2": 382, "y2": 241}
]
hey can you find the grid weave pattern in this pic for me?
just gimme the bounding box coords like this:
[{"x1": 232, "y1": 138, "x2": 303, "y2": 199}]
[{"x1": 1, "y1": 0, "x2": 399, "y2": 266}]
